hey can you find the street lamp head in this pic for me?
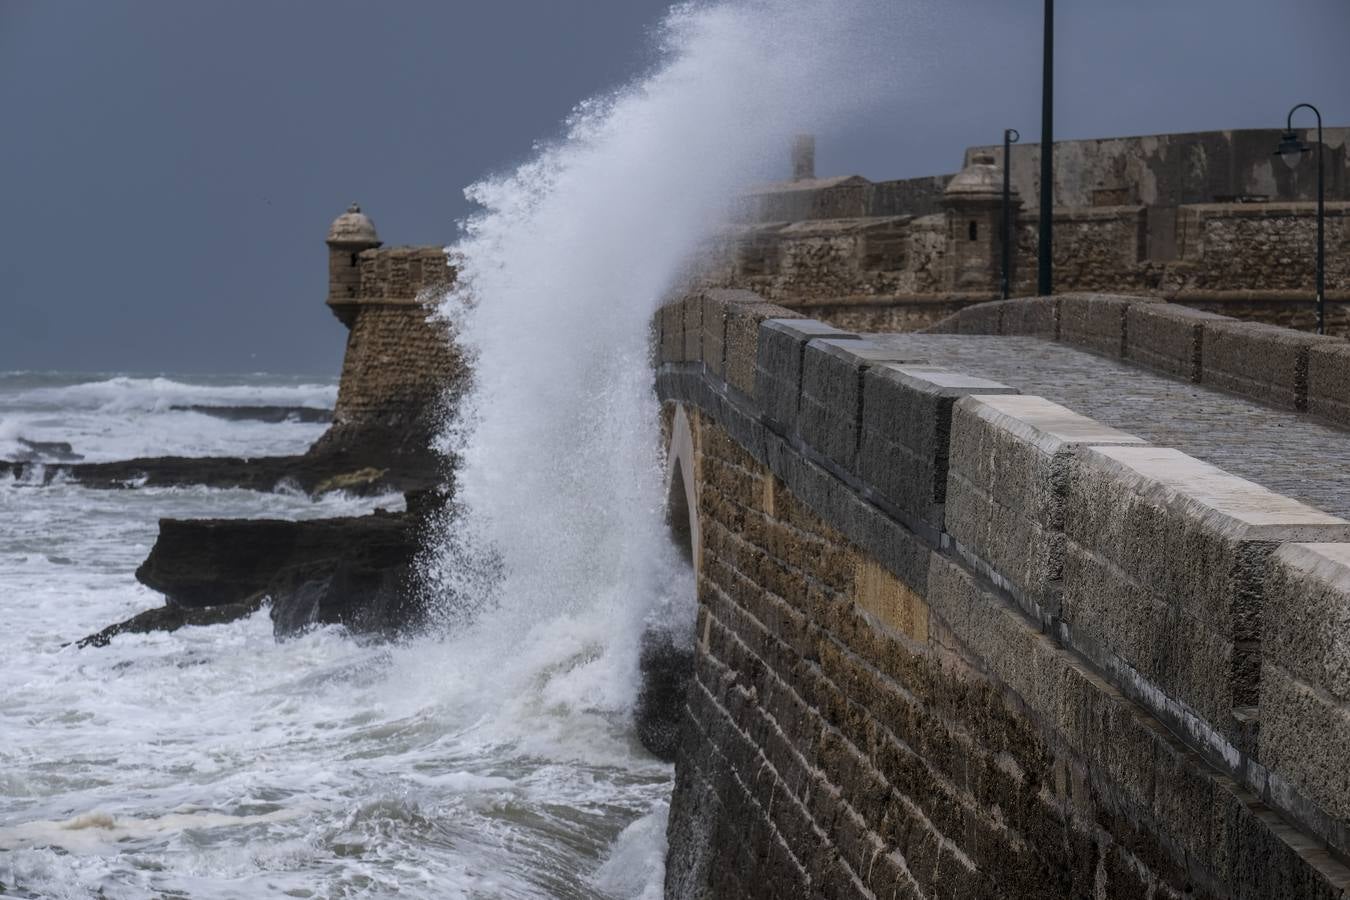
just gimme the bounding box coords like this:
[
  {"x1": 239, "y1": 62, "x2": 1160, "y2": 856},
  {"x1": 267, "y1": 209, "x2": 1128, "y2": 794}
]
[{"x1": 1274, "y1": 129, "x2": 1310, "y2": 170}]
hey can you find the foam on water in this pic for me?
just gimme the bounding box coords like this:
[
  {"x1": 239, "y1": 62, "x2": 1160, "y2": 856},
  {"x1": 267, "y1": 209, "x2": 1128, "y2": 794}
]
[
  {"x1": 2, "y1": 2, "x2": 921, "y2": 896},
  {"x1": 0, "y1": 373, "x2": 335, "y2": 462}
]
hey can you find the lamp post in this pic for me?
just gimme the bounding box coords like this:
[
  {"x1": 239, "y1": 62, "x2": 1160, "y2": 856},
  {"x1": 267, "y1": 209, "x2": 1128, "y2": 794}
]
[
  {"x1": 1001, "y1": 128, "x2": 1020, "y2": 299},
  {"x1": 1274, "y1": 103, "x2": 1325, "y2": 334},
  {"x1": 1037, "y1": 0, "x2": 1054, "y2": 296}
]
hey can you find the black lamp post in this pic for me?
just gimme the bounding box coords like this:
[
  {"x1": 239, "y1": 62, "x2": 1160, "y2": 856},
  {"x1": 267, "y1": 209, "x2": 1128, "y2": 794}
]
[
  {"x1": 1037, "y1": 0, "x2": 1054, "y2": 296},
  {"x1": 1274, "y1": 103, "x2": 1325, "y2": 334},
  {"x1": 1001, "y1": 128, "x2": 1020, "y2": 299}
]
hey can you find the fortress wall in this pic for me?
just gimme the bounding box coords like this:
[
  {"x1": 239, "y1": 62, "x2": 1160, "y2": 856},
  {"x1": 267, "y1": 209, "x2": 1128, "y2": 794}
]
[
  {"x1": 712, "y1": 202, "x2": 1350, "y2": 335},
  {"x1": 656, "y1": 289, "x2": 1350, "y2": 898},
  {"x1": 321, "y1": 244, "x2": 462, "y2": 458}
]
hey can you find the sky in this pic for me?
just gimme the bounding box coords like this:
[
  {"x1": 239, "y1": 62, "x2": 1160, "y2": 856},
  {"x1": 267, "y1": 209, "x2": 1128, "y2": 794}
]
[{"x1": 2, "y1": 0, "x2": 1347, "y2": 375}]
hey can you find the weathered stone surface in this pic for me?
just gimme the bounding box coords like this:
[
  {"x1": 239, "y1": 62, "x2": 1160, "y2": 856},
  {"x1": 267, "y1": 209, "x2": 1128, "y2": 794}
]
[
  {"x1": 1063, "y1": 445, "x2": 1350, "y2": 741},
  {"x1": 661, "y1": 300, "x2": 685, "y2": 364},
  {"x1": 797, "y1": 338, "x2": 925, "y2": 474},
  {"x1": 857, "y1": 365, "x2": 1015, "y2": 528},
  {"x1": 634, "y1": 627, "x2": 696, "y2": 762},
  {"x1": 754, "y1": 318, "x2": 857, "y2": 432},
  {"x1": 1000, "y1": 296, "x2": 1060, "y2": 337},
  {"x1": 1264, "y1": 542, "x2": 1350, "y2": 703},
  {"x1": 722, "y1": 300, "x2": 800, "y2": 398},
  {"x1": 1307, "y1": 340, "x2": 1350, "y2": 428},
  {"x1": 133, "y1": 495, "x2": 441, "y2": 637},
  {"x1": 1057, "y1": 292, "x2": 1162, "y2": 358},
  {"x1": 1260, "y1": 661, "x2": 1350, "y2": 828},
  {"x1": 944, "y1": 394, "x2": 1143, "y2": 612},
  {"x1": 1200, "y1": 319, "x2": 1336, "y2": 411},
  {"x1": 682, "y1": 294, "x2": 704, "y2": 365},
  {"x1": 1124, "y1": 302, "x2": 1229, "y2": 381}
]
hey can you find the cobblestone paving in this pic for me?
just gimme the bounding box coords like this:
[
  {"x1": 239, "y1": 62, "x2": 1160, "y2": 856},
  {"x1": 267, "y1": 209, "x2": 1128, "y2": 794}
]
[{"x1": 868, "y1": 334, "x2": 1350, "y2": 520}]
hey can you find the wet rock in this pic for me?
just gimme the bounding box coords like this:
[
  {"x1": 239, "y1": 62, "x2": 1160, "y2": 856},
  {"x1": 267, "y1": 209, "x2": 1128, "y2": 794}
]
[
  {"x1": 131, "y1": 490, "x2": 446, "y2": 637},
  {"x1": 634, "y1": 627, "x2": 696, "y2": 761},
  {"x1": 171, "y1": 404, "x2": 334, "y2": 424},
  {"x1": 2, "y1": 434, "x2": 447, "y2": 497},
  {"x1": 75, "y1": 594, "x2": 266, "y2": 648},
  {"x1": 14, "y1": 438, "x2": 83, "y2": 462}
]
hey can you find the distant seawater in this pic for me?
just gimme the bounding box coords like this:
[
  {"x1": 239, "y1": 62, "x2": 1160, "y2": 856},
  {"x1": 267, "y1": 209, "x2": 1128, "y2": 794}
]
[{"x1": 0, "y1": 372, "x2": 671, "y2": 899}]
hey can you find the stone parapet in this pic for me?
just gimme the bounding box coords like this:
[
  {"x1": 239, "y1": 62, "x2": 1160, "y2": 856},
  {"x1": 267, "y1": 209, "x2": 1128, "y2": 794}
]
[
  {"x1": 654, "y1": 288, "x2": 1350, "y2": 896},
  {"x1": 928, "y1": 293, "x2": 1350, "y2": 420}
]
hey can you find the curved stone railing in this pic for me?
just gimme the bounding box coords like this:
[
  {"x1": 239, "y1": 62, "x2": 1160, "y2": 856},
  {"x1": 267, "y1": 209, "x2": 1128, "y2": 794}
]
[
  {"x1": 655, "y1": 288, "x2": 1350, "y2": 898},
  {"x1": 926, "y1": 293, "x2": 1350, "y2": 428}
]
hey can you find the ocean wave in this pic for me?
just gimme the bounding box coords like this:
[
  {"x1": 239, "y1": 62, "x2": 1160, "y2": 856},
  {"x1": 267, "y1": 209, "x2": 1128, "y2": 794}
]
[{"x1": 1, "y1": 375, "x2": 336, "y2": 414}]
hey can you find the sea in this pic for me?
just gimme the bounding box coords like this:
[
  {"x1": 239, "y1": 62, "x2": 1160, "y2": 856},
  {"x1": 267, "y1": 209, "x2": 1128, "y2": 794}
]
[
  {"x1": 1, "y1": 1, "x2": 919, "y2": 895},
  {"x1": 0, "y1": 373, "x2": 674, "y2": 899}
]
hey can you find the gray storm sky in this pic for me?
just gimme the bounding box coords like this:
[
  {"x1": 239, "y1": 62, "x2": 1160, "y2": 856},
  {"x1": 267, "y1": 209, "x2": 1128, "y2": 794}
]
[{"x1": 2, "y1": 0, "x2": 1346, "y2": 375}]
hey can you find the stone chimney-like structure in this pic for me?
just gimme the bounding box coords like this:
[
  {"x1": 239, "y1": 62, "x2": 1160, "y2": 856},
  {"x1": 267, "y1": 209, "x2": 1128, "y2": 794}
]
[
  {"x1": 326, "y1": 203, "x2": 382, "y2": 327},
  {"x1": 943, "y1": 153, "x2": 1016, "y2": 292},
  {"x1": 791, "y1": 134, "x2": 816, "y2": 181}
]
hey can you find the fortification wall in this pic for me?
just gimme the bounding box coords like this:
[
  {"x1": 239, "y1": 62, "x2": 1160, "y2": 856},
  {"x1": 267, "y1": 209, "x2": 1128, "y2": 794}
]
[
  {"x1": 710, "y1": 202, "x2": 1350, "y2": 335},
  {"x1": 655, "y1": 289, "x2": 1350, "y2": 898},
  {"x1": 326, "y1": 245, "x2": 460, "y2": 439}
]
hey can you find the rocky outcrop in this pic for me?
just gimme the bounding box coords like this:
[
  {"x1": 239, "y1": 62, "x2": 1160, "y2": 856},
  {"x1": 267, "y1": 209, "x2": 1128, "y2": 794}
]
[
  {"x1": 130, "y1": 489, "x2": 445, "y2": 638},
  {"x1": 2, "y1": 430, "x2": 446, "y2": 497},
  {"x1": 76, "y1": 595, "x2": 266, "y2": 648},
  {"x1": 170, "y1": 404, "x2": 334, "y2": 424}
]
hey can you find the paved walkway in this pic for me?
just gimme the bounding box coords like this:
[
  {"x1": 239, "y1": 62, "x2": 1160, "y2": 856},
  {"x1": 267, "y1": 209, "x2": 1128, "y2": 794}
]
[{"x1": 869, "y1": 334, "x2": 1350, "y2": 520}]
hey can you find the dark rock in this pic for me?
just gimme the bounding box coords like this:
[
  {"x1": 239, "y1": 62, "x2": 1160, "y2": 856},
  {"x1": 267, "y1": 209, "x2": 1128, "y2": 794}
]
[
  {"x1": 171, "y1": 404, "x2": 334, "y2": 424},
  {"x1": 634, "y1": 627, "x2": 696, "y2": 761},
  {"x1": 2, "y1": 434, "x2": 448, "y2": 497},
  {"x1": 76, "y1": 594, "x2": 266, "y2": 648},
  {"x1": 132, "y1": 489, "x2": 446, "y2": 637},
  {"x1": 14, "y1": 437, "x2": 83, "y2": 462}
]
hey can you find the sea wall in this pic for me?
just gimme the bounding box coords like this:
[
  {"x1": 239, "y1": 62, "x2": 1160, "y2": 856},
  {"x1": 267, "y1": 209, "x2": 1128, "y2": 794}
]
[{"x1": 655, "y1": 289, "x2": 1350, "y2": 898}]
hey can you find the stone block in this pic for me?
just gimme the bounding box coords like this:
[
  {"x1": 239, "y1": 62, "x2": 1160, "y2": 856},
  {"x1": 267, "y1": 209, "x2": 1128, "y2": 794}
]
[
  {"x1": 1307, "y1": 340, "x2": 1350, "y2": 428},
  {"x1": 797, "y1": 338, "x2": 927, "y2": 474},
  {"x1": 1259, "y1": 662, "x2": 1350, "y2": 827},
  {"x1": 952, "y1": 300, "x2": 1003, "y2": 335},
  {"x1": 661, "y1": 301, "x2": 684, "y2": 364},
  {"x1": 857, "y1": 366, "x2": 1016, "y2": 529},
  {"x1": 754, "y1": 318, "x2": 858, "y2": 433},
  {"x1": 724, "y1": 301, "x2": 800, "y2": 398},
  {"x1": 683, "y1": 294, "x2": 704, "y2": 365},
  {"x1": 1124, "y1": 303, "x2": 1229, "y2": 382},
  {"x1": 1062, "y1": 445, "x2": 1350, "y2": 740},
  {"x1": 944, "y1": 395, "x2": 1143, "y2": 612},
  {"x1": 1057, "y1": 293, "x2": 1161, "y2": 358},
  {"x1": 1200, "y1": 319, "x2": 1337, "y2": 412},
  {"x1": 1000, "y1": 297, "x2": 1059, "y2": 338},
  {"x1": 701, "y1": 290, "x2": 762, "y2": 380},
  {"x1": 1264, "y1": 542, "x2": 1350, "y2": 703}
]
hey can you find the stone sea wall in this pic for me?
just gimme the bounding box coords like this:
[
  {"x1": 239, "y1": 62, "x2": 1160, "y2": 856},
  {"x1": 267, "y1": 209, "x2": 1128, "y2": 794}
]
[{"x1": 655, "y1": 289, "x2": 1350, "y2": 898}]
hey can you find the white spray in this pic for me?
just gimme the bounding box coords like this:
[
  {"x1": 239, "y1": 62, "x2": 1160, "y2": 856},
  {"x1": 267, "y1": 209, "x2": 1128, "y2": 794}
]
[{"x1": 419, "y1": 0, "x2": 922, "y2": 740}]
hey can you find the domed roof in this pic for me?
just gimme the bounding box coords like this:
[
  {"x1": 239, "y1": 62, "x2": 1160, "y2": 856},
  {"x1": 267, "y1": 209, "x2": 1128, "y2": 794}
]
[
  {"x1": 944, "y1": 153, "x2": 1004, "y2": 198},
  {"x1": 326, "y1": 202, "x2": 381, "y2": 246}
]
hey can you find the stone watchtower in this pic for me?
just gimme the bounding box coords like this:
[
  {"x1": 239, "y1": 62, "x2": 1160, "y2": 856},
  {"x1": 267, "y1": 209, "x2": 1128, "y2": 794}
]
[
  {"x1": 326, "y1": 203, "x2": 381, "y2": 328},
  {"x1": 943, "y1": 153, "x2": 1019, "y2": 292}
]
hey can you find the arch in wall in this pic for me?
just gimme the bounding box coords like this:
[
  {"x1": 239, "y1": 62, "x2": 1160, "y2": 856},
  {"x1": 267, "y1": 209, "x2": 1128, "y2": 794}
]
[{"x1": 665, "y1": 403, "x2": 700, "y2": 572}]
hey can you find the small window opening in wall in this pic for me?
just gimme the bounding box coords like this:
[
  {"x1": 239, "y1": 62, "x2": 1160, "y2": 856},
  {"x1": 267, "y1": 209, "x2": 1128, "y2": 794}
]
[
  {"x1": 350, "y1": 253, "x2": 360, "y2": 267},
  {"x1": 968, "y1": 221, "x2": 978, "y2": 241}
]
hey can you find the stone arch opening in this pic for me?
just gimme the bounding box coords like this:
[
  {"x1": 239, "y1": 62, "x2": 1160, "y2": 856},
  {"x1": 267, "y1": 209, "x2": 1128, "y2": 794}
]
[{"x1": 663, "y1": 404, "x2": 700, "y2": 570}]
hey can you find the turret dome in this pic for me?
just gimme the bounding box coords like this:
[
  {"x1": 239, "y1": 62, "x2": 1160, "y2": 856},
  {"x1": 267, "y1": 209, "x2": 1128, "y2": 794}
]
[
  {"x1": 326, "y1": 203, "x2": 381, "y2": 247},
  {"x1": 944, "y1": 153, "x2": 1003, "y2": 198}
]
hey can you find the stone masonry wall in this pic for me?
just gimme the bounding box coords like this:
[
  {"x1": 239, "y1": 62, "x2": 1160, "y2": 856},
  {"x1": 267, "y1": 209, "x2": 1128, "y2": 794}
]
[
  {"x1": 323, "y1": 245, "x2": 462, "y2": 454},
  {"x1": 656, "y1": 289, "x2": 1350, "y2": 899},
  {"x1": 711, "y1": 202, "x2": 1350, "y2": 336}
]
